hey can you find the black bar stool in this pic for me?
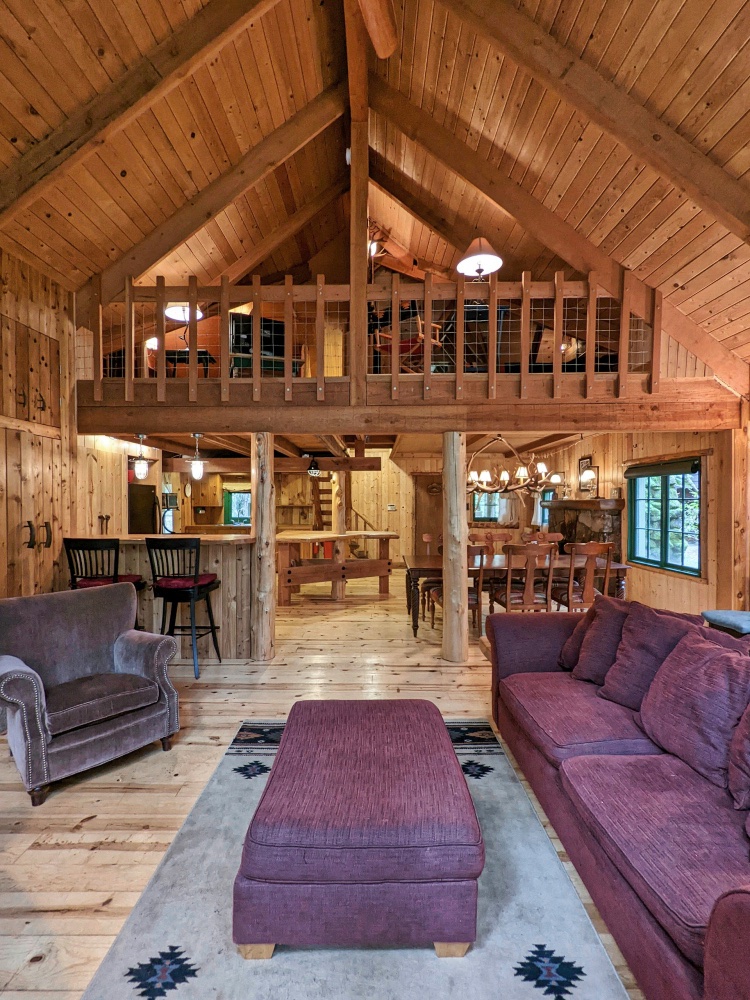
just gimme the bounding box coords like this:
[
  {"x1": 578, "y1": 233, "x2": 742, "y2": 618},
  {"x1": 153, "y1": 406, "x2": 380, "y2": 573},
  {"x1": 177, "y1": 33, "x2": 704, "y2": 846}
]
[
  {"x1": 146, "y1": 537, "x2": 221, "y2": 679},
  {"x1": 64, "y1": 537, "x2": 146, "y2": 592}
]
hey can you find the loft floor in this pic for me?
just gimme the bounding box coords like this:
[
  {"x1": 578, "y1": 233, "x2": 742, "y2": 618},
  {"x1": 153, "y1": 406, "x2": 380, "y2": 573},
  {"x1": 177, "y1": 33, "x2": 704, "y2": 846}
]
[{"x1": 0, "y1": 572, "x2": 641, "y2": 999}]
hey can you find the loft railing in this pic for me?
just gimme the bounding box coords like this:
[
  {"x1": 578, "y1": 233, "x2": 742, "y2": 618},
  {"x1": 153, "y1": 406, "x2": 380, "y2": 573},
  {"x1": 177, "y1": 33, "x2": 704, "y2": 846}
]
[{"x1": 88, "y1": 269, "x2": 665, "y2": 405}]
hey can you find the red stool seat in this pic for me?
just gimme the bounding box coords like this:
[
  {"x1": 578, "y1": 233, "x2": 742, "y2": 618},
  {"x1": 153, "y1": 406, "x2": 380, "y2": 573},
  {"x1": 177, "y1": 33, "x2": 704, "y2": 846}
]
[
  {"x1": 77, "y1": 574, "x2": 143, "y2": 589},
  {"x1": 155, "y1": 573, "x2": 218, "y2": 590}
]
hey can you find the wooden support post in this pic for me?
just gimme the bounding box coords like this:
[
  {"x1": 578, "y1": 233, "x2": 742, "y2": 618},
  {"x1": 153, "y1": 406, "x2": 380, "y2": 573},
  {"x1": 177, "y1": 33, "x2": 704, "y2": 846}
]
[
  {"x1": 585, "y1": 272, "x2": 596, "y2": 399},
  {"x1": 91, "y1": 273, "x2": 103, "y2": 402},
  {"x1": 251, "y1": 432, "x2": 275, "y2": 661},
  {"x1": 156, "y1": 275, "x2": 167, "y2": 403},
  {"x1": 553, "y1": 270, "x2": 564, "y2": 398},
  {"x1": 520, "y1": 270, "x2": 531, "y2": 399},
  {"x1": 456, "y1": 275, "x2": 465, "y2": 399},
  {"x1": 252, "y1": 275, "x2": 261, "y2": 402},
  {"x1": 391, "y1": 273, "x2": 400, "y2": 398},
  {"x1": 488, "y1": 272, "x2": 498, "y2": 399},
  {"x1": 188, "y1": 274, "x2": 198, "y2": 403},
  {"x1": 330, "y1": 470, "x2": 347, "y2": 601},
  {"x1": 423, "y1": 271, "x2": 433, "y2": 400},
  {"x1": 316, "y1": 273, "x2": 326, "y2": 400},
  {"x1": 220, "y1": 274, "x2": 230, "y2": 402},
  {"x1": 349, "y1": 119, "x2": 369, "y2": 406},
  {"x1": 124, "y1": 275, "x2": 134, "y2": 402},
  {"x1": 441, "y1": 431, "x2": 468, "y2": 663},
  {"x1": 650, "y1": 287, "x2": 662, "y2": 394},
  {"x1": 284, "y1": 274, "x2": 293, "y2": 400},
  {"x1": 617, "y1": 270, "x2": 632, "y2": 398}
]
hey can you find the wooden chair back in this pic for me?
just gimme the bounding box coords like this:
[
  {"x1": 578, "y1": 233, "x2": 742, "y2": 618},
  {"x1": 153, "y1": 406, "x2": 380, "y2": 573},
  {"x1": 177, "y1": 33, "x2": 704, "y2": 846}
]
[
  {"x1": 146, "y1": 536, "x2": 202, "y2": 584},
  {"x1": 468, "y1": 530, "x2": 513, "y2": 555},
  {"x1": 502, "y1": 542, "x2": 557, "y2": 612},
  {"x1": 562, "y1": 541, "x2": 613, "y2": 608},
  {"x1": 64, "y1": 537, "x2": 120, "y2": 588},
  {"x1": 468, "y1": 543, "x2": 487, "y2": 630},
  {"x1": 521, "y1": 530, "x2": 564, "y2": 545}
]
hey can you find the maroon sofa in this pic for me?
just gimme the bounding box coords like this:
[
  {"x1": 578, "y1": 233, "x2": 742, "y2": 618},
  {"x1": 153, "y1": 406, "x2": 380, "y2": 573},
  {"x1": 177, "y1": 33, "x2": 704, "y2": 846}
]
[{"x1": 486, "y1": 610, "x2": 750, "y2": 1000}]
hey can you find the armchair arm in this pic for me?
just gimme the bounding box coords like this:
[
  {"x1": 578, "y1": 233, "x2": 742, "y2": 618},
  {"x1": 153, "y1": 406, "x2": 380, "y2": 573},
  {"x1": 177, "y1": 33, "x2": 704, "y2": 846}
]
[
  {"x1": 114, "y1": 631, "x2": 179, "y2": 734},
  {"x1": 486, "y1": 612, "x2": 579, "y2": 725},
  {"x1": 704, "y1": 885, "x2": 750, "y2": 1000},
  {"x1": 0, "y1": 655, "x2": 51, "y2": 790}
]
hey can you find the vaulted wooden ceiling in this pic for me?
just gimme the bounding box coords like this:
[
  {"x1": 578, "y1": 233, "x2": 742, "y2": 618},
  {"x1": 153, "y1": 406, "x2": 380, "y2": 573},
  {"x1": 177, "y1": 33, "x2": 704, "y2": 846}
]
[{"x1": 1, "y1": 0, "x2": 750, "y2": 370}]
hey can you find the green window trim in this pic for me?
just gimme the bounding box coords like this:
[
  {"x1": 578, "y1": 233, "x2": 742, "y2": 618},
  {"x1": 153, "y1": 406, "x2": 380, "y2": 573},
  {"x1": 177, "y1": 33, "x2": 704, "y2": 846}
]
[{"x1": 626, "y1": 458, "x2": 701, "y2": 577}]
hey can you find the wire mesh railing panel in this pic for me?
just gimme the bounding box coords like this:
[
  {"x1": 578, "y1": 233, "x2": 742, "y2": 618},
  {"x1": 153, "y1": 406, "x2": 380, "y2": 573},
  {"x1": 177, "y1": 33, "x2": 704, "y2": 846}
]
[
  {"x1": 628, "y1": 315, "x2": 653, "y2": 373},
  {"x1": 292, "y1": 301, "x2": 316, "y2": 378},
  {"x1": 430, "y1": 298, "x2": 457, "y2": 374},
  {"x1": 529, "y1": 298, "x2": 555, "y2": 371},
  {"x1": 463, "y1": 297, "x2": 489, "y2": 372},
  {"x1": 595, "y1": 297, "x2": 621, "y2": 372},
  {"x1": 324, "y1": 300, "x2": 349, "y2": 377},
  {"x1": 562, "y1": 297, "x2": 587, "y2": 372},
  {"x1": 497, "y1": 299, "x2": 522, "y2": 372}
]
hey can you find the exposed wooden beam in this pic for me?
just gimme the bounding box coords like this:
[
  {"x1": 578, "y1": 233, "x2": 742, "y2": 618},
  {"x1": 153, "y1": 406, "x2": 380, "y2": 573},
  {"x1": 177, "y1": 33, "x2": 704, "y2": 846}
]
[
  {"x1": 356, "y1": 0, "x2": 398, "y2": 59},
  {"x1": 320, "y1": 435, "x2": 349, "y2": 457},
  {"x1": 369, "y1": 76, "x2": 750, "y2": 397},
  {"x1": 0, "y1": 0, "x2": 283, "y2": 230},
  {"x1": 440, "y1": 0, "x2": 750, "y2": 244},
  {"x1": 215, "y1": 177, "x2": 348, "y2": 284},
  {"x1": 276, "y1": 456, "x2": 381, "y2": 472},
  {"x1": 84, "y1": 83, "x2": 347, "y2": 307},
  {"x1": 273, "y1": 436, "x2": 303, "y2": 458},
  {"x1": 163, "y1": 457, "x2": 251, "y2": 473}
]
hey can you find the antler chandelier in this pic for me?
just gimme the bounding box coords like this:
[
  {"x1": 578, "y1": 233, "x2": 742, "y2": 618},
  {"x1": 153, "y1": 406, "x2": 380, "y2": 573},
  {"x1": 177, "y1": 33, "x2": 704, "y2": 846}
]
[{"x1": 467, "y1": 436, "x2": 560, "y2": 496}]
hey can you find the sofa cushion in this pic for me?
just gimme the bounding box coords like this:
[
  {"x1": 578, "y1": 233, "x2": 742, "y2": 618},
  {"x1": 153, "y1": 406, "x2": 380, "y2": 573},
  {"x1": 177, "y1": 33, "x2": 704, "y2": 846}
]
[
  {"x1": 499, "y1": 672, "x2": 661, "y2": 767},
  {"x1": 572, "y1": 596, "x2": 631, "y2": 684},
  {"x1": 641, "y1": 634, "x2": 750, "y2": 788},
  {"x1": 558, "y1": 604, "x2": 595, "y2": 670},
  {"x1": 599, "y1": 603, "x2": 722, "y2": 711},
  {"x1": 561, "y1": 754, "x2": 750, "y2": 968},
  {"x1": 729, "y1": 704, "x2": 750, "y2": 809},
  {"x1": 45, "y1": 672, "x2": 160, "y2": 736}
]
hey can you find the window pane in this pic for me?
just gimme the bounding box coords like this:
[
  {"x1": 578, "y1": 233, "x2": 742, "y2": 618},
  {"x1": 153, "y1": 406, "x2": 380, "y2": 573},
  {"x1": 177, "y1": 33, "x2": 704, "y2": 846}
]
[{"x1": 629, "y1": 465, "x2": 700, "y2": 575}]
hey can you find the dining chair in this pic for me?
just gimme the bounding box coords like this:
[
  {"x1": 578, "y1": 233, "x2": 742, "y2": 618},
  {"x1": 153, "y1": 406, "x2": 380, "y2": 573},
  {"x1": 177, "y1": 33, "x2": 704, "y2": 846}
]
[
  {"x1": 429, "y1": 544, "x2": 487, "y2": 633},
  {"x1": 491, "y1": 542, "x2": 557, "y2": 613},
  {"x1": 551, "y1": 541, "x2": 613, "y2": 612},
  {"x1": 420, "y1": 533, "x2": 444, "y2": 621},
  {"x1": 469, "y1": 530, "x2": 513, "y2": 594},
  {"x1": 521, "y1": 530, "x2": 564, "y2": 546}
]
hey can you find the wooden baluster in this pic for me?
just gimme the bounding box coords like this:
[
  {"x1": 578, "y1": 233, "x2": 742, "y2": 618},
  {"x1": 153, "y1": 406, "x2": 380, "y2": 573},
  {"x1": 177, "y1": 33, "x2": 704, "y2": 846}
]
[
  {"x1": 586, "y1": 271, "x2": 597, "y2": 399},
  {"x1": 156, "y1": 275, "x2": 166, "y2": 402},
  {"x1": 316, "y1": 274, "x2": 325, "y2": 401},
  {"x1": 650, "y1": 287, "x2": 662, "y2": 394},
  {"x1": 553, "y1": 270, "x2": 564, "y2": 398},
  {"x1": 423, "y1": 272, "x2": 433, "y2": 400},
  {"x1": 188, "y1": 274, "x2": 198, "y2": 402},
  {"x1": 456, "y1": 274, "x2": 465, "y2": 399},
  {"x1": 488, "y1": 272, "x2": 498, "y2": 399},
  {"x1": 391, "y1": 273, "x2": 400, "y2": 399},
  {"x1": 124, "y1": 275, "x2": 134, "y2": 402},
  {"x1": 520, "y1": 270, "x2": 531, "y2": 399},
  {"x1": 618, "y1": 270, "x2": 632, "y2": 398},
  {"x1": 284, "y1": 274, "x2": 293, "y2": 401},
  {"x1": 220, "y1": 274, "x2": 230, "y2": 402},
  {"x1": 91, "y1": 273, "x2": 103, "y2": 401},
  {"x1": 252, "y1": 274, "x2": 261, "y2": 402}
]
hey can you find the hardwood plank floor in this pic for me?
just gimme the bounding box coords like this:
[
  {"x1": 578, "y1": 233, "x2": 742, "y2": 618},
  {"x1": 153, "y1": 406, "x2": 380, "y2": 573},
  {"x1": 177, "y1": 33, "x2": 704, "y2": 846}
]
[{"x1": 0, "y1": 572, "x2": 643, "y2": 998}]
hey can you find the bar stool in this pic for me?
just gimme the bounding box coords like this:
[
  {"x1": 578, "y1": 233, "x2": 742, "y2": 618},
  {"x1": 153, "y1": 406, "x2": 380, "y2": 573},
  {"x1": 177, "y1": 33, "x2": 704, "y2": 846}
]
[
  {"x1": 146, "y1": 537, "x2": 221, "y2": 679},
  {"x1": 64, "y1": 538, "x2": 146, "y2": 629}
]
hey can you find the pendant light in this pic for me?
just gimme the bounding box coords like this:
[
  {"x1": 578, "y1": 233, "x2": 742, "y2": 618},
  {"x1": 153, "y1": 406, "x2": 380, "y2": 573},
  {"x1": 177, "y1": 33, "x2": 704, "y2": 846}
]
[
  {"x1": 456, "y1": 237, "x2": 503, "y2": 279},
  {"x1": 306, "y1": 456, "x2": 321, "y2": 478},
  {"x1": 133, "y1": 434, "x2": 149, "y2": 481},
  {"x1": 165, "y1": 303, "x2": 204, "y2": 323},
  {"x1": 190, "y1": 433, "x2": 205, "y2": 480}
]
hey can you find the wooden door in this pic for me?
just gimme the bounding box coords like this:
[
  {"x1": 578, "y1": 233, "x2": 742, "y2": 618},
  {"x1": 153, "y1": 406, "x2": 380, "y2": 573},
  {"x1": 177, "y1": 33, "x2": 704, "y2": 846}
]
[{"x1": 414, "y1": 474, "x2": 443, "y2": 554}]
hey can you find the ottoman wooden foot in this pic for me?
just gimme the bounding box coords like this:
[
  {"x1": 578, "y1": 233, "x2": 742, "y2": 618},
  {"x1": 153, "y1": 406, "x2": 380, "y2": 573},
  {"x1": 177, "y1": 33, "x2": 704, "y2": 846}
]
[
  {"x1": 238, "y1": 944, "x2": 275, "y2": 960},
  {"x1": 434, "y1": 942, "x2": 471, "y2": 958}
]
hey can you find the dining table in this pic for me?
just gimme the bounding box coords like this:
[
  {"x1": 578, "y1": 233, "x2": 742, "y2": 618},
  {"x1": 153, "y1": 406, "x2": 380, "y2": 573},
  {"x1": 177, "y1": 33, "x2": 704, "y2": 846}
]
[{"x1": 403, "y1": 552, "x2": 629, "y2": 638}]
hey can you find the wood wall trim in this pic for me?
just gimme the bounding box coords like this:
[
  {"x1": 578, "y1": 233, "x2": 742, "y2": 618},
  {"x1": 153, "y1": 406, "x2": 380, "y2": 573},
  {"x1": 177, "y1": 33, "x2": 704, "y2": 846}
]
[{"x1": 0, "y1": 414, "x2": 61, "y2": 440}]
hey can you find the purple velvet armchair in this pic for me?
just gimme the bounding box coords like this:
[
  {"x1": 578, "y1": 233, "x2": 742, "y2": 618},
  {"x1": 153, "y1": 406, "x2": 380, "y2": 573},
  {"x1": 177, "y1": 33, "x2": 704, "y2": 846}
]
[{"x1": 0, "y1": 584, "x2": 178, "y2": 805}]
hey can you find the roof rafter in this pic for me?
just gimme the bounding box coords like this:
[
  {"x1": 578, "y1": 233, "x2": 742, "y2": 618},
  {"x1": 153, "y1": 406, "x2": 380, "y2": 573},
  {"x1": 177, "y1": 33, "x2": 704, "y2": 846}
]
[
  {"x1": 370, "y1": 75, "x2": 750, "y2": 396},
  {"x1": 440, "y1": 0, "x2": 750, "y2": 245},
  {"x1": 0, "y1": 0, "x2": 283, "y2": 230}
]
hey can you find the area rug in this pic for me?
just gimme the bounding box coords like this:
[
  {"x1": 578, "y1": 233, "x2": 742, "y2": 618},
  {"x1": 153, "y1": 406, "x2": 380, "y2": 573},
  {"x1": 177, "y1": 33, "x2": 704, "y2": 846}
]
[{"x1": 81, "y1": 718, "x2": 628, "y2": 1000}]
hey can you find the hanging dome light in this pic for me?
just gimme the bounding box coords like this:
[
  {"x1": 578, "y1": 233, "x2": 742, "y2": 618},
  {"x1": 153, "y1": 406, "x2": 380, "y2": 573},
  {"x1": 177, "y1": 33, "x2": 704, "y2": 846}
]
[
  {"x1": 190, "y1": 433, "x2": 205, "y2": 480},
  {"x1": 133, "y1": 434, "x2": 150, "y2": 481},
  {"x1": 307, "y1": 456, "x2": 321, "y2": 478},
  {"x1": 456, "y1": 237, "x2": 503, "y2": 278},
  {"x1": 165, "y1": 303, "x2": 204, "y2": 323}
]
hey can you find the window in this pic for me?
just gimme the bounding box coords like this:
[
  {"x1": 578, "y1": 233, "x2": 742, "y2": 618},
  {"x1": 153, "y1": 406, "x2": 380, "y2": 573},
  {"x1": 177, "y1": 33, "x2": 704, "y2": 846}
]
[
  {"x1": 626, "y1": 458, "x2": 701, "y2": 575},
  {"x1": 471, "y1": 492, "x2": 518, "y2": 524},
  {"x1": 539, "y1": 488, "x2": 555, "y2": 529},
  {"x1": 224, "y1": 490, "x2": 251, "y2": 525}
]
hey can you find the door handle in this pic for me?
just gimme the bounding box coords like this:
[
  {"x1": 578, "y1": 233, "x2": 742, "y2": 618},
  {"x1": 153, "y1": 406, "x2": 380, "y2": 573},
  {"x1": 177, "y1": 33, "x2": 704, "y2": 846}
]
[
  {"x1": 23, "y1": 521, "x2": 36, "y2": 549},
  {"x1": 43, "y1": 521, "x2": 52, "y2": 548}
]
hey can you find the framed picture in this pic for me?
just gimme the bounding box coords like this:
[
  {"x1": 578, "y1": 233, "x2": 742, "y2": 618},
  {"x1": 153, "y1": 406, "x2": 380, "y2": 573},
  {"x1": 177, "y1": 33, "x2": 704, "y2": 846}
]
[
  {"x1": 610, "y1": 487, "x2": 622, "y2": 499},
  {"x1": 578, "y1": 455, "x2": 593, "y2": 489}
]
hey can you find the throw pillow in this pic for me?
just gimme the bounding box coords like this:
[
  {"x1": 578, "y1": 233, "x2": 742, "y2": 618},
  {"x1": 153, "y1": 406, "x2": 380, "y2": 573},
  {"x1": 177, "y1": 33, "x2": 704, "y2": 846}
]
[
  {"x1": 571, "y1": 595, "x2": 631, "y2": 685},
  {"x1": 558, "y1": 604, "x2": 596, "y2": 670},
  {"x1": 598, "y1": 603, "x2": 707, "y2": 711},
  {"x1": 729, "y1": 704, "x2": 750, "y2": 809},
  {"x1": 640, "y1": 633, "x2": 750, "y2": 789}
]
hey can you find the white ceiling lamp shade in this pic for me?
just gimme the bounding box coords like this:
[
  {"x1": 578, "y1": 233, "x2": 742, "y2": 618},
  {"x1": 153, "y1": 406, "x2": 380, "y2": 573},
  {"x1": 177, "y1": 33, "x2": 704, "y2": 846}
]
[
  {"x1": 456, "y1": 237, "x2": 503, "y2": 279},
  {"x1": 165, "y1": 303, "x2": 204, "y2": 323},
  {"x1": 145, "y1": 337, "x2": 159, "y2": 350}
]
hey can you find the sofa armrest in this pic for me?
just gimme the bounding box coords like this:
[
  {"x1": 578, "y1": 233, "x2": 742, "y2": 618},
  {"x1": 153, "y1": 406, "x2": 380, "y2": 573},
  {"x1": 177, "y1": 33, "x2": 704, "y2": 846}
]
[
  {"x1": 114, "y1": 631, "x2": 179, "y2": 734},
  {"x1": 486, "y1": 612, "x2": 579, "y2": 724},
  {"x1": 704, "y1": 885, "x2": 750, "y2": 1000},
  {"x1": 0, "y1": 655, "x2": 51, "y2": 790}
]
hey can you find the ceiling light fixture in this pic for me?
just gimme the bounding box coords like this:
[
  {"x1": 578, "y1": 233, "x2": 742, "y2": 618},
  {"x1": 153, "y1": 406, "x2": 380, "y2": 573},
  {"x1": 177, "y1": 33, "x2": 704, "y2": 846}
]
[
  {"x1": 189, "y1": 433, "x2": 205, "y2": 480},
  {"x1": 466, "y1": 436, "x2": 552, "y2": 497},
  {"x1": 145, "y1": 337, "x2": 158, "y2": 350},
  {"x1": 306, "y1": 455, "x2": 321, "y2": 478},
  {"x1": 165, "y1": 303, "x2": 204, "y2": 323},
  {"x1": 133, "y1": 434, "x2": 150, "y2": 481},
  {"x1": 456, "y1": 237, "x2": 503, "y2": 279}
]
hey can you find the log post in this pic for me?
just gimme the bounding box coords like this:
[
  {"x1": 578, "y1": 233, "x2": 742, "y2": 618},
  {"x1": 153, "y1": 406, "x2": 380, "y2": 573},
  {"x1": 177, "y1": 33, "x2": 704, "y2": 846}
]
[
  {"x1": 331, "y1": 470, "x2": 347, "y2": 601},
  {"x1": 251, "y1": 432, "x2": 276, "y2": 661},
  {"x1": 442, "y1": 431, "x2": 468, "y2": 662}
]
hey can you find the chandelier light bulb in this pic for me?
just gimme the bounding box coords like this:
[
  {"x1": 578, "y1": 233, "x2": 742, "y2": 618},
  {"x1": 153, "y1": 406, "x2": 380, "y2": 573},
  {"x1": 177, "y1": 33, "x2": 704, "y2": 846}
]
[
  {"x1": 516, "y1": 466, "x2": 529, "y2": 481},
  {"x1": 479, "y1": 469, "x2": 492, "y2": 484},
  {"x1": 499, "y1": 470, "x2": 510, "y2": 483},
  {"x1": 469, "y1": 470, "x2": 479, "y2": 482}
]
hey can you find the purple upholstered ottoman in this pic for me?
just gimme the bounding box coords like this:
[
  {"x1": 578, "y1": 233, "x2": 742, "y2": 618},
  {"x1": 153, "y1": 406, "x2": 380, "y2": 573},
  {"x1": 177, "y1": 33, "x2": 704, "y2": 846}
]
[{"x1": 233, "y1": 699, "x2": 484, "y2": 959}]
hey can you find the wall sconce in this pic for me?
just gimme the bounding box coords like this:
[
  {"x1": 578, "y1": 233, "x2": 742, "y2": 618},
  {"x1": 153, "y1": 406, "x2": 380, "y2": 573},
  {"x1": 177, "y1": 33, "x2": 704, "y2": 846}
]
[{"x1": 579, "y1": 466, "x2": 599, "y2": 498}]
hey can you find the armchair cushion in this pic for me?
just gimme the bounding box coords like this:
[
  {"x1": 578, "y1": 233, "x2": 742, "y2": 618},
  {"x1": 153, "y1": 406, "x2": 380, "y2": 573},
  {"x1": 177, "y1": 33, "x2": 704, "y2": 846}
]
[{"x1": 45, "y1": 673, "x2": 159, "y2": 736}]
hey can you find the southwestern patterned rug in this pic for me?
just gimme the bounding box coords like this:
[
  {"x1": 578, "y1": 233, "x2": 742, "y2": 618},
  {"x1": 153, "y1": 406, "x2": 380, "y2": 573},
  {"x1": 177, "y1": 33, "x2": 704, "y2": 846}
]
[{"x1": 81, "y1": 718, "x2": 628, "y2": 1000}]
